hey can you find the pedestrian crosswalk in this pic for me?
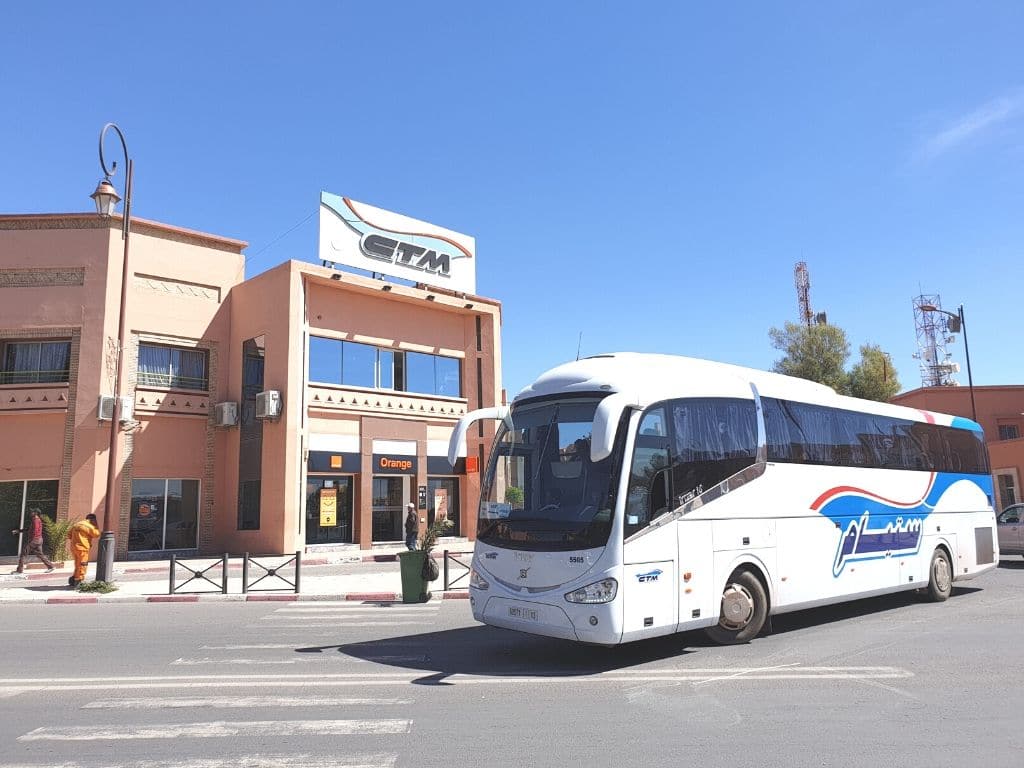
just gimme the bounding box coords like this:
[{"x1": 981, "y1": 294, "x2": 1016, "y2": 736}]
[
  {"x1": 249, "y1": 601, "x2": 441, "y2": 630},
  {"x1": 0, "y1": 601, "x2": 444, "y2": 768}
]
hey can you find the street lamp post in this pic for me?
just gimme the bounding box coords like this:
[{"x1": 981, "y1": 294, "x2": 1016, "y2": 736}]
[
  {"x1": 90, "y1": 123, "x2": 133, "y2": 583},
  {"x1": 921, "y1": 303, "x2": 976, "y2": 423}
]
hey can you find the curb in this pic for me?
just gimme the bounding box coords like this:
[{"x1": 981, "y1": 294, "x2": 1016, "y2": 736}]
[{"x1": 3, "y1": 590, "x2": 469, "y2": 605}]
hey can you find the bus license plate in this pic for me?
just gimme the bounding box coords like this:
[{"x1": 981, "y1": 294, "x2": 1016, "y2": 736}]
[{"x1": 508, "y1": 606, "x2": 538, "y2": 621}]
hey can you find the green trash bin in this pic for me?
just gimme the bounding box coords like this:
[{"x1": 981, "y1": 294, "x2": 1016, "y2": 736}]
[{"x1": 397, "y1": 550, "x2": 430, "y2": 603}]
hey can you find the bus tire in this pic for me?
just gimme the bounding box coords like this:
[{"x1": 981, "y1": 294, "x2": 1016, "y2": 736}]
[
  {"x1": 705, "y1": 568, "x2": 768, "y2": 645},
  {"x1": 925, "y1": 547, "x2": 952, "y2": 602}
]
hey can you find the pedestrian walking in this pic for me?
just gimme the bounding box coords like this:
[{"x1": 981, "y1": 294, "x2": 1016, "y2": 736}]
[
  {"x1": 404, "y1": 502, "x2": 419, "y2": 550},
  {"x1": 67, "y1": 513, "x2": 101, "y2": 587},
  {"x1": 11, "y1": 508, "x2": 56, "y2": 574}
]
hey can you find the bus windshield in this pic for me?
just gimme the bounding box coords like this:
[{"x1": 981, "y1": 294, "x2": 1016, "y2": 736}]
[{"x1": 477, "y1": 397, "x2": 623, "y2": 551}]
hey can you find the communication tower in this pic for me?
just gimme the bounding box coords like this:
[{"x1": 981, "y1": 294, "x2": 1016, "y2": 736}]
[
  {"x1": 912, "y1": 294, "x2": 960, "y2": 387},
  {"x1": 794, "y1": 261, "x2": 827, "y2": 326},
  {"x1": 794, "y1": 262, "x2": 812, "y2": 326}
]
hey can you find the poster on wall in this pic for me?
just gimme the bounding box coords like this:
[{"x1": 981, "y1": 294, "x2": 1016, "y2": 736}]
[
  {"x1": 318, "y1": 191, "x2": 477, "y2": 294},
  {"x1": 319, "y1": 487, "x2": 338, "y2": 527},
  {"x1": 434, "y1": 488, "x2": 449, "y2": 522}
]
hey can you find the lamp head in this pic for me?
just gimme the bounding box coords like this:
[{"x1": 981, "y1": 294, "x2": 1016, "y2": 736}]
[{"x1": 91, "y1": 178, "x2": 121, "y2": 216}]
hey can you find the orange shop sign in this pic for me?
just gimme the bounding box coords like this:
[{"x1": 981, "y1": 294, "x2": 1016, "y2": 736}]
[{"x1": 375, "y1": 455, "x2": 416, "y2": 474}]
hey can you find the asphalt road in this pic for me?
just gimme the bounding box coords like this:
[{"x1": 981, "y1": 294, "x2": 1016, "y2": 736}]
[{"x1": 1, "y1": 558, "x2": 1022, "y2": 768}]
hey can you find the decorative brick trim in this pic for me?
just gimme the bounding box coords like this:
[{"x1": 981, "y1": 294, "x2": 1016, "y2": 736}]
[
  {"x1": 0, "y1": 267, "x2": 85, "y2": 287},
  {"x1": 134, "y1": 273, "x2": 221, "y2": 303},
  {"x1": 307, "y1": 385, "x2": 466, "y2": 422}
]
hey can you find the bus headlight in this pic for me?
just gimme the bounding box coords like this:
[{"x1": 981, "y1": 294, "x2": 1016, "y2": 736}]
[
  {"x1": 469, "y1": 567, "x2": 490, "y2": 590},
  {"x1": 565, "y1": 578, "x2": 617, "y2": 604}
]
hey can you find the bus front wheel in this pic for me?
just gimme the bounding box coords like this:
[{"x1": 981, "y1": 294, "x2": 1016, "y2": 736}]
[
  {"x1": 705, "y1": 568, "x2": 768, "y2": 645},
  {"x1": 925, "y1": 547, "x2": 953, "y2": 602}
]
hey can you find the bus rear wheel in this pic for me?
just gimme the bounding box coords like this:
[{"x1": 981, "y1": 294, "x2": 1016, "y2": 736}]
[
  {"x1": 705, "y1": 568, "x2": 768, "y2": 645},
  {"x1": 925, "y1": 547, "x2": 952, "y2": 602}
]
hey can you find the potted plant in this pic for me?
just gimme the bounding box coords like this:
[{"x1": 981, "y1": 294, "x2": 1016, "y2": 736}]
[
  {"x1": 397, "y1": 517, "x2": 453, "y2": 603},
  {"x1": 42, "y1": 514, "x2": 77, "y2": 567}
]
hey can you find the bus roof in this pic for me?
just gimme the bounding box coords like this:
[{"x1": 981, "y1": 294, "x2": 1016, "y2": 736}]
[{"x1": 514, "y1": 352, "x2": 975, "y2": 429}]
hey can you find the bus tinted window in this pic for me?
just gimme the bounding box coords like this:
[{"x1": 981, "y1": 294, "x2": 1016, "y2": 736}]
[
  {"x1": 671, "y1": 398, "x2": 757, "y2": 503},
  {"x1": 762, "y1": 397, "x2": 989, "y2": 474}
]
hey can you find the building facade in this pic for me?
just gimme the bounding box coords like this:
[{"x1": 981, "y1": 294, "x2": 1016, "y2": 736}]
[
  {"x1": 0, "y1": 213, "x2": 500, "y2": 564},
  {"x1": 891, "y1": 385, "x2": 1024, "y2": 511}
]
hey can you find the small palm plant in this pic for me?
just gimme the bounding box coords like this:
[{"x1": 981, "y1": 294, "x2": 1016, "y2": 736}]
[
  {"x1": 42, "y1": 514, "x2": 78, "y2": 563},
  {"x1": 418, "y1": 517, "x2": 454, "y2": 554}
]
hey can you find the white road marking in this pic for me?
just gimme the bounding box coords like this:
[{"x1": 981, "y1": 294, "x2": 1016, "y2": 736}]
[
  {"x1": 83, "y1": 696, "x2": 413, "y2": 709},
  {"x1": 0, "y1": 666, "x2": 913, "y2": 694},
  {"x1": 170, "y1": 656, "x2": 426, "y2": 666},
  {"x1": 250, "y1": 621, "x2": 433, "y2": 628},
  {"x1": 0, "y1": 754, "x2": 397, "y2": 768},
  {"x1": 18, "y1": 719, "x2": 412, "y2": 741}
]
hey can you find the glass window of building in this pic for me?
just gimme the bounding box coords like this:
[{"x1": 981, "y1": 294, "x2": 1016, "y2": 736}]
[
  {"x1": 309, "y1": 337, "x2": 461, "y2": 398},
  {"x1": 0, "y1": 340, "x2": 70, "y2": 385},
  {"x1": 128, "y1": 479, "x2": 200, "y2": 551},
  {"x1": 137, "y1": 343, "x2": 208, "y2": 391},
  {"x1": 238, "y1": 336, "x2": 265, "y2": 530},
  {"x1": 427, "y1": 477, "x2": 460, "y2": 535},
  {"x1": 404, "y1": 352, "x2": 433, "y2": 395},
  {"x1": 998, "y1": 424, "x2": 1020, "y2": 441},
  {"x1": 305, "y1": 477, "x2": 353, "y2": 544},
  {"x1": 0, "y1": 480, "x2": 59, "y2": 557},
  {"x1": 309, "y1": 336, "x2": 342, "y2": 385},
  {"x1": 341, "y1": 341, "x2": 376, "y2": 388}
]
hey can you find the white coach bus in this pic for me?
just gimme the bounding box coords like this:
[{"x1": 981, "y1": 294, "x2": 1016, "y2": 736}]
[{"x1": 448, "y1": 353, "x2": 997, "y2": 645}]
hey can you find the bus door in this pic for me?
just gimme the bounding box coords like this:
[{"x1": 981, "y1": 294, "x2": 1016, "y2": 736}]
[{"x1": 621, "y1": 407, "x2": 677, "y2": 639}]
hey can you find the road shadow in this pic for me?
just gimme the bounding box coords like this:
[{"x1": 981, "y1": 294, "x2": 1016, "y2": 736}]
[
  {"x1": 295, "y1": 585, "x2": 983, "y2": 681},
  {"x1": 299, "y1": 620, "x2": 692, "y2": 682},
  {"x1": 997, "y1": 558, "x2": 1024, "y2": 570},
  {"x1": 25, "y1": 585, "x2": 76, "y2": 592}
]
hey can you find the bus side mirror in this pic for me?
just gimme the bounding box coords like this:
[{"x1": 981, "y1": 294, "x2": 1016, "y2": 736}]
[{"x1": 591, "y1": 392, "x2": 640, "y2": 462}]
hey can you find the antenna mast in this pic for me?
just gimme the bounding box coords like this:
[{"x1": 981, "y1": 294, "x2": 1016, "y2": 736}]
[{"x1": 912, "y1": 294, "x2": 959, "y2": 387}]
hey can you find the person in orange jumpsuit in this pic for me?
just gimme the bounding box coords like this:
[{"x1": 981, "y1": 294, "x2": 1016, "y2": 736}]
[{"x1": 67, "y1": 513, "x2": 101, "y2": 587}]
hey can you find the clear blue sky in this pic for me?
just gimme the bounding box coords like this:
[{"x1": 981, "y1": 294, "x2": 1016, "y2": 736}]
[{"x1": 3, "y1": 2, "x2": 1022, "y2": 398}]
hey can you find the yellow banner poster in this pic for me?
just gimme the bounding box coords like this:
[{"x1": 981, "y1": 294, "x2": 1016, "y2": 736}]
[{"x1": 319, "y1": 487, "x2": 338, "y2": 527}]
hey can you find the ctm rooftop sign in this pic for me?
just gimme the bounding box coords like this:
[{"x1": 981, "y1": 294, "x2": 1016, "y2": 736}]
[{"x1": 318, "y1": 191, "x2": 476, "y2": 294}]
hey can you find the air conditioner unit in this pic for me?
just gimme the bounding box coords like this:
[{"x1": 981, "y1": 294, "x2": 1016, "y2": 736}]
[
  {"x1": 119, "y1": 396, "x2": 134, "y2": 423},
  {"x1": 98, "y1": 395, "x2": 115, "y2": 421},
  {"x1": 214, "y1": 401, "x2": 239, "y2": 427},
  {"x1": 255, "y1": 390, "x2": 282, "y2": 420},
  {"x1": 98, "y1": 395, "x2": 135, "y2": 423}
]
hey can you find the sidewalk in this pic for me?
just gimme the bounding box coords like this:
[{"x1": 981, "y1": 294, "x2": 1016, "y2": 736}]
[{"x1": 0, "y1": 542, "x2": 475, "y2": 605}]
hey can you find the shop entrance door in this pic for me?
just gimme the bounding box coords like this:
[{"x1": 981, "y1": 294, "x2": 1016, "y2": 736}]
[
  {"x1": 372, "y1": 476, "x2": 407, "y2": 542},
  {"x1": 306, "y1": 476, "x2": 353, "y2": 545}
]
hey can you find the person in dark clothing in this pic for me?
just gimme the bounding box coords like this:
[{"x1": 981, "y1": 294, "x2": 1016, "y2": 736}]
[
  {"x1": 404, "y1": 503, "x2": 419, "y2": 550},
  {"x1": 11, "y1": 508, "x2": 56, "y2": 574}
]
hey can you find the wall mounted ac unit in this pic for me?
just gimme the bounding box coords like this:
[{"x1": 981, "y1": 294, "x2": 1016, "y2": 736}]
[
  {"x1": 98, "y1": 395, "x2": 115, "y2": 421},
  {"x1": 255, "y1": 390, "x2": 282, "y2": 420},
  {"x1": 214, "y1": 402, "x2": 239, "y2": 427},
  {"x1": 98, "y1": 395, "x2": 134, "y2": 423}
]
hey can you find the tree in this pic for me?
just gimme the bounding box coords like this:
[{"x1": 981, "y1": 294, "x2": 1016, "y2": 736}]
[
  {"x1": 767, "y1": 323, "x2": 900, "y2": 402},
  {"x1": 769, "y1": 322, "x2": 851, "y2": 394},
  {"x1": 848, "y1": 344, "x2": 901, "y2": 402}
]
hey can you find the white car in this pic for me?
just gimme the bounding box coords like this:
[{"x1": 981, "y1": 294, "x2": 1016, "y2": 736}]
[{"x1": 997, "y1": 504, "x2": 1024, "y2": 558}]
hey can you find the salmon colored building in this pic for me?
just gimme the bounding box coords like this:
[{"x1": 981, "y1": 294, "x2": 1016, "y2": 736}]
[
  {"x1": 0, "y1": 212, "x2": 501, "y2": 565},
  {"x1": 892, "y1": 385, "x2": 1024, "y2": 511}
]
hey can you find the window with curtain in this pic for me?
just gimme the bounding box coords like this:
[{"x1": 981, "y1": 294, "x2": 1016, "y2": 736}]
[
  {"x1": 137, "y1": 343, "x2": 208, "y2": 390},
  {"x1": 1, "y1": 341, "x2": 71, "y2": 384}
]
